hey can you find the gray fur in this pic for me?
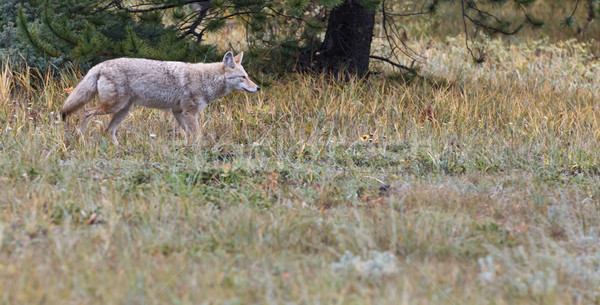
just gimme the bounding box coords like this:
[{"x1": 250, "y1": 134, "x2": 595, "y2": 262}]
[{"x1": 61, "y1": 52, "x2": 259, "y2": 145}]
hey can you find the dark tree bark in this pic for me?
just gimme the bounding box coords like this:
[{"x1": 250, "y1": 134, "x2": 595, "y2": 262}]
[{"x1": 317, "y1": 1, "x2": 375, "y2": 78}]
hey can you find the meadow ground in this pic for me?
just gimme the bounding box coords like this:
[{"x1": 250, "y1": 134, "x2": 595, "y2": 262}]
[{"x1": 1, "y1": 36, "x2": 600, "y2": 304}]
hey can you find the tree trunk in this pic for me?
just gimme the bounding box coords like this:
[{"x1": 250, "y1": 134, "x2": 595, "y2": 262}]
[{"x1": 318, "y1": 1, "x2": 375, "y2": 78}]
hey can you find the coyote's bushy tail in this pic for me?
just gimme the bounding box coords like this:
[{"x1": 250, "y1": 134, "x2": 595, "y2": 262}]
[{"x1": 61, "y1": 66, "x2": 101, "y2": 120}]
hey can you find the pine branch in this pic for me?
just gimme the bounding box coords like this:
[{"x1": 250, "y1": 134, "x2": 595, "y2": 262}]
[
  {"x1": 115, "y1": 0, "x2": 212, "y2": 13},
  {"x1": 518, "y1": 4, "x2": 544, "y2": 28},
  {"x1": 570, "y1": 0, "x2": 582, "y2": 19},
  {"x1": 92, "y1": 1, "x2": 118, "y2": 15},
  {"x1": 194, "y1": 10, "x2": 265, "y2": 41},
  {"x1": 42, "y1": 2, "x2": 78, "y2": 46},
  {"x1": 264, "y1": 6, "x2": 321, "y2": 28},
  {"x1": 460, "y1": 0, "x2": 484, "y2": 62},
  {"x1": 378, "y1": 6, "x2": 429, "y2": 18},
  {"x1": 463, "y1": 14, "x2": 523, "y2": 35},
  {"x1": 16, "y1": 8, "x2": 61, "y2": 58},
  {"x1": 380, "y1": 0, "x2": 423, "y2": 65},
  {"x1": 369, "y1": 55, "x2": 414, "y2": 72},
  {"x1": 177, "y1": 2, "x2": 213, "y2": 41}
]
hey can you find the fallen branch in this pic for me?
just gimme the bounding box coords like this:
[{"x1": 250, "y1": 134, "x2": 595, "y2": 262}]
[{"x1": 369, "y1": 55, "x2": 415, "y2": 72}]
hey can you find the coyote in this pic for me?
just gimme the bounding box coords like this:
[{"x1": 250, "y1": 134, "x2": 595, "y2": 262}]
[{"x1": 61, "y1": 52, "x2": 260, "y2": 145}]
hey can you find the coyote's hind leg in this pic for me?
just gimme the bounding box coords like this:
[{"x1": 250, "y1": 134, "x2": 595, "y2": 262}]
[{"x1": 105, "y1": 101, "x2": 132, "y2": 146}]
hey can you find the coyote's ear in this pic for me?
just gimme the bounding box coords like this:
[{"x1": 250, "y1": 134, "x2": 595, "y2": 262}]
[
  {"x1": 234, "y1": 52, "x2": 243, "y2": 64},
  {"x1": 223, "y1": 51, "x2": 235, "y2": 69}
]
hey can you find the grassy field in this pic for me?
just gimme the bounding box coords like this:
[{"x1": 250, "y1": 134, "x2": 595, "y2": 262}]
[{"x1": 1, "y1": 35, "x2": 600, "y2": 304}]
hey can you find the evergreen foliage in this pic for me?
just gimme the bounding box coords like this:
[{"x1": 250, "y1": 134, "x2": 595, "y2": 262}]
[
  {"x1": 2, "y1": 0, "x2": 592, "y2": 75},
  {"x1": 3, "y1": 0, "x2": 219, "y2": 72},
  {"x1": 0, "y1": 1, "x2": 67, "y2": 71}
]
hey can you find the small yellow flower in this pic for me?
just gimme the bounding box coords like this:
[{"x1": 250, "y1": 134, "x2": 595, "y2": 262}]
[
  {"x1": 64, "y1": 87, "x2": 74, "y2": 94},
  {"x1": 360, "y1": 134, "x2": 371, "y2": 141}
]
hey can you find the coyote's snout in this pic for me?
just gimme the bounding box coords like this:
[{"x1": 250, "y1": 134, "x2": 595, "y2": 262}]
[{"x1": 61, "y1": 51, "x2": 259, "y2": 145}]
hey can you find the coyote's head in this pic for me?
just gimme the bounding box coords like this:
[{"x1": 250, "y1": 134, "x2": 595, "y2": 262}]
[{"x1": 223, "y1": 51, "x2": 260, "y2": 93}]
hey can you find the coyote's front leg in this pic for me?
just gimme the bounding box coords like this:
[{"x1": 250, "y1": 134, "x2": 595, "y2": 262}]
[
  {"x1": 179, "y1": 101, "x2": 207, "y2": 144},
  {"x1": 182, "y1": 111, "x2": 200, "y2": 144},
  {"x1": 172, "y1": 110, "x2": 188, "y2": 135}
]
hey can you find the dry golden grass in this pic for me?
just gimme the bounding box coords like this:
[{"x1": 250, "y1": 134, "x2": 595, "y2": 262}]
[{"x1": 1, "y1": 35, "x2": 600, "y2": 304}]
